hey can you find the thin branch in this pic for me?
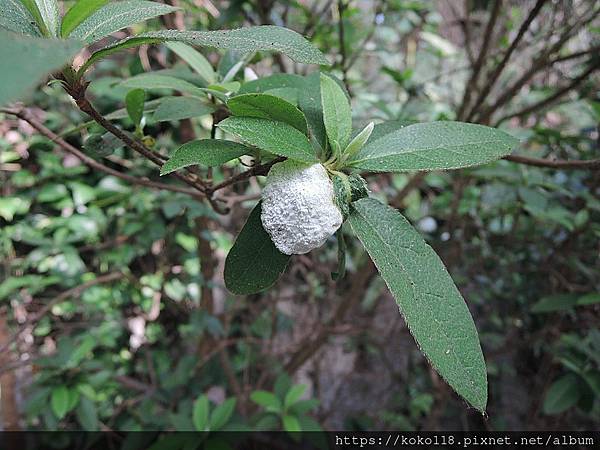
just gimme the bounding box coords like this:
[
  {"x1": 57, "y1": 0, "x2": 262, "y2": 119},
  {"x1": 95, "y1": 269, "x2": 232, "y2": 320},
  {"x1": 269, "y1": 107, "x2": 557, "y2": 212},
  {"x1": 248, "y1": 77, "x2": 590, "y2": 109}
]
[
  {"x1": 209, "y1": 157, "x2": 285, "y2": 194},
  {"x1": 475, "y1": 6, "x2": 600, "y2": 124},
  {"x1": 1, "y1": 107, "x2": 205, "y2": 198},
  {"x1": 464, "y1": 0, "x2": 548, "y2": 120},
  {"x1": 494, "y1": 59, "x2": 600, "y2": 125},
  {"x1": 456, "y1": 0, "x2": 502, "y2": 121},
  {"x1": 503, "y1": 154, "x2": 600, "y2": 170}
]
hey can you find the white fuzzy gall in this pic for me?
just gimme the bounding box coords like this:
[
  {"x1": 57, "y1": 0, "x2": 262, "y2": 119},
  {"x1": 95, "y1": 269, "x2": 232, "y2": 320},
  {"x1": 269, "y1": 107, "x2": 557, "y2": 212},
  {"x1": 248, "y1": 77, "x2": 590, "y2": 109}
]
[{"x1": 261, "y1": 160, "x2": 343, "y2": 255}]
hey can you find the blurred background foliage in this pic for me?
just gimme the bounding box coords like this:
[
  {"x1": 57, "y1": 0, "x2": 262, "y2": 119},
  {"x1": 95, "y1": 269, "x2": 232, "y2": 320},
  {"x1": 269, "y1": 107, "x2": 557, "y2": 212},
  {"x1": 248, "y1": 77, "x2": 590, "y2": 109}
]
[{"x1": 1, "y1": 0, "x2": 599, "y2": 436}]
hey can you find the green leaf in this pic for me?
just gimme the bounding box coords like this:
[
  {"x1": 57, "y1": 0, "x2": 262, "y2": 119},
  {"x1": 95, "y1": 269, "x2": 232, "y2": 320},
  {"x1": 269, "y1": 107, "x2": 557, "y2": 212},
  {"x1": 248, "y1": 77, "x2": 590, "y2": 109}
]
[
  {"x1": 60, "y1": 0, "x2": 107, "y2": 37},
  {"x1": 209, "y1": 398, "x2": 236, "y2": 431},
  {"x1": 217, "y1": 117, "x2": 317, "y2": 163},
  {"x1": 531, "y1": 294, "x2": 579, "y2": 313},
  {"x1": 344, "y1": 121, "x2": 374, "y2": 160},
  {"x1": 0, "y1": 0, "x2": 41, "y2": 35},
  {"x1": 577, "y1": 293, "x2": 600, "y2": 306},
  {"x1": 542, "y1": 374, "x2": 581, "y2": 415},
  {"x1": 282, "y1": 415, "x2": 302, "y2": 433},
  {"x1": 166, "y1": 41, "x2": 216, "y2": 84},
  {"x1": 145, "y1": 26, "x2": 328, "y2": 65},
  {"x1": 348, "y1": 198, "x2": 487, "y2": 411},
  {"x1": 250, "y1": 390, "x2": 282, "y2": 412},
  {"x1": 192, "y1": 395, "x2": 210, "y2": 431},
  {"x1": 120, "y1": 73, "x2": 206, "y2": 97},
  {"x1": 320, "y1": 73, "x2": 352, "y2": 149},
  {"x1": 228, "y1": 93, "x2": 308, "y2": 134},
  {"x1": 81, "y1": 26, "x2": 328, "y2": 74},
  {"x1": 75, "y1": 396, "x2": 98, "y2": 431},
  {"x1": 51, "y1": 386, "x2": 70, "y2": 420},
  {"x1": 18, "y1": 0, "x2": 47, "y2": 34},
  {"x1": 224, "y1": 203, "x2": 290, "y2": 295},
  {"x1": 298, "y1": 71, "x2": 326, "y2": 150},
  {"x1": 239, "y1": 74, "x2": 305, "y2": 95},
  {"x1": 284, "y1": 385, "x2": 306, "y2": 409},
  {"x1": 70, "y1": 0, "x2": 178, "y2": 44},
  {"x1": 350, "y1": 122, "x2": 519, "y2": 172},
  {"x1": 364, "y1": 119, "x2": 416, "y2": 145},
  {"x1": 161, "y1": 139, "x2": 249, "y2": 175},
  {"x1": 153, "y1": 97, "x2": 215, "y2": 122},
  {"x1": 0, "y1": 30, "x2": 81, "y2": 106},
  {"x1": 84, "y1": 132, "x2": 124, "y2": 157},
  {"x1": 125, "y1": 89, "x2": 145, "y2": 127},
  {"x1": 34, "y1": 0, "x2": 60, "y2": 36}
]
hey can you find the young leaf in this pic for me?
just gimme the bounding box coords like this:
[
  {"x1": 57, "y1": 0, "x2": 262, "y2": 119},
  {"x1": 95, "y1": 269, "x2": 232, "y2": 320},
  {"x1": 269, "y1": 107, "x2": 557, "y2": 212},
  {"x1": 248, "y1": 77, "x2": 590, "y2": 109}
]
[
  {"x1": 282, "y1": 415, "x2": 302, "y2": 433},
  {"x1": 320, "y1": 73, "x2": 352, "y2": 149},
  {"x1": 160, "y1": 139, "x2": 249, "y2": 175},
  {"x1": 227, "y1": 93, "x2": 308, "y2": 134},
  {"x1": 0, "y1": 30, "x2": 82, "y2": 106},
  {"x1": 153, "y1": 97, "x2": 215, "y2": 122},
  {"x1": 0, "y1": 0, "x2": 41, "y2": 35},
  {"x1": 166, "y1": 42, "x2": 216, "y2": 84},
  {"x1": 34, "y1": 0, "x2": 60, "y2": 36},
  {"x1": 250, "y1": 390, "x2": 282, "y2": 412},
  {"x1": 209, "y1": 398, "x2": 236, "y2": 431},
  {"x1": 18, "y1": 0, "x2": 47, "y2": 34},
  {"x1": 224, "y1": 203, "x2": 290, "y2": 295},
  {"x1": 120, "y1": 74, "x2": 206, "y2": 97},
  {"x1": 51, "y1": 385, "x2": 70, "y2": 420},
  {"x1": 69, "y1": 0, "x2": 179, "y2": 44},
  {"x1": 542, "y1": 374, "x2": 581, "y2": 415},
  {"x1": 192, "y1": 395, "x2": 210, "y2": 431},
  {"x1": 344, "y1": 121, "x2": 374, "y2": 160},
  {"x1": 284, "y1": 385, "x2": 306, "y2": 409},
  {"x1": 60, "y1": 0, "x2": 108, "y2": 37},
  {"x1": 125, "y1": 89, "x2": 146, "y2": 128},
  {"x1": 81, "y1": 26, "x2": 329, "y2": 73},
  {"x1": 348, "y1": 197, "x2": 488, "y2": 411},
  {"x1": 217, "y1": 117, "x2": 317, "y2": 163},
  {"x1": 349, "y1": 121, "x2": 519, "y2": 172}
]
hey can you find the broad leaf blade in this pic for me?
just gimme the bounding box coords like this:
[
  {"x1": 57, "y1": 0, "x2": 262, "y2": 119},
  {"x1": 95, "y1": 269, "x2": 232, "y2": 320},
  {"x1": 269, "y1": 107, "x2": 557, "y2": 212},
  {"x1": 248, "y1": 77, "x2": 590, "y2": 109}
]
[
  {"x1": 209, "y1": 398, "x2": 236, "y2": 431},
  {"x1": 348, "y1": 197, "x2": 487, "y2": 411},
  {"x1": 161, "y1": 139, "x2": 249, "y2": 175},
  {"x1": 224, "y1": 203, "x2": 290, "y2": 295},
  {"x1": 320, "y1": 73, "x2": 352, "y2": 148},
  {"x1": 238, "y1": 73, "x2": 305, "y2": 94},
  {"x1": 82, "y1": 26, "x2": 329, "y2": 72},
  {"x1": 350, "y1": 121, "x2": 519, "y2": 172},
  {"x1": 227, "y1": 93, "x2": 308, "y2": 134},
  {"x1": 192, "y1": 395, "x2": 209, "y2": 431},
  {"x1": 298, "y1": 71, "x2": 327, "y2": 150},
  {"x1": 0, "y1": 0, "x2": 41, "y2": 35},
  {"x1": 120, "y1": 73, "x2": 206, "y2": 97},
  {"x1": 34, "y1": 0, "x2": 60, "y2": 36},
  {"x1": 70, "y1": 0, "x2": 178, "y2": 44},
  {"x1": 542, "y1": 374, "x2": 581, "y2": 415},
  {"x1": 153, "y1": 97, "x2": 215, "y2": 122},
  {"x1": 166, "y1": 42, "x2": 216, "y2": 84},
  {"x1": 125, "y1": 88, "x2": 145, "y2": 127},
  {"x1": 51, "y1": 386, "x2": 70, "y2": 420},
  {"x1": 60, "y1": 0, "x2": 108, "y2": 37},
  {"x1": 217, "y1": 117, "x2": 317, "y2": 163},
  {"x1": 0, "y1": 30, "x2": 82, "y2": 106}
]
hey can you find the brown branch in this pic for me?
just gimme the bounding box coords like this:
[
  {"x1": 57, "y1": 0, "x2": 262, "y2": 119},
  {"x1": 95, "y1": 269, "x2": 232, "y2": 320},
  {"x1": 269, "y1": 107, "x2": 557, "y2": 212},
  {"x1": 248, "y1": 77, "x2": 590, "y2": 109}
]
[
  {"x1": 456, "y1": 0, "x2": 502, "y2": 121},
  {"x1": 209, "y1": 157, "x2": 285, "y2": 194},
  {"x1": 503, "y1": 154, "x2": 600, "y2": 170},
  {"x1": 475, "y1": 6, "x2": 600, "y2": 124},
  {"x1": 493, "y1": 59, "x2": 600, "y2": 125},
  {"x1": 464, "y1": 0, "x2": 548, "y2": 121},
  {"x1": 0, "y1": 107, "x2": 205, "y2": 198}
]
